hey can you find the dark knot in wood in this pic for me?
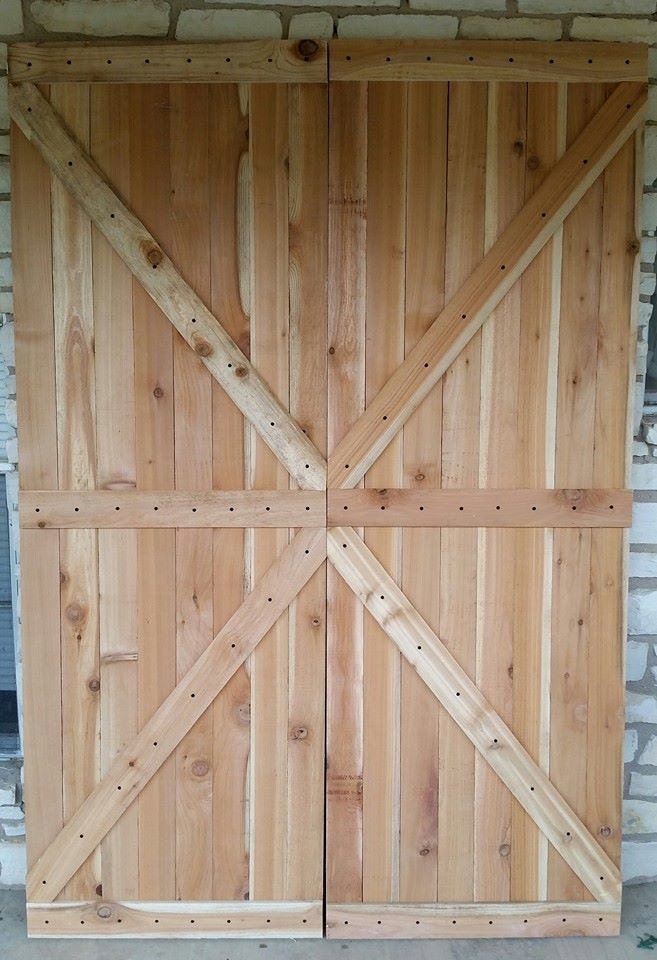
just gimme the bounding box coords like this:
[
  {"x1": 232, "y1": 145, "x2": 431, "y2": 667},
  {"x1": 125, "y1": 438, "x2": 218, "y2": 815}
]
[
  {"x1": 191, "y1": 759, "x2": 210, "y2": 778},
  {"x1": 193, "y1": 338, "x2": 213, "y2": 358},
  {"x1": 297, "y1": 39, "x2": 320, "y2": 60},
  {"x1": 87, "y1": 678, "x2": 100, "y2": 693},
  {"x1": 527, "y1": 155, "x2": 541, "y2": 171}
]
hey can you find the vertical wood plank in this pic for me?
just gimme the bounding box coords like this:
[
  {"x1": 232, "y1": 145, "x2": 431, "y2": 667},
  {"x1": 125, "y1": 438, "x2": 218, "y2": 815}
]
[
  {"x1": 513, "y1": 81, "x2": 565, "y2": 903},
  {"x1": 286, "y1": 82, "x2": 328, "y2": 902},
  {"x1": 475, "y1": 80, "x2": 526, "y2": 904},
  {"x1": 169, "y1": 84, "x2": 214, "y2": 901},
  {"x1": 209, "y1": 82, "x2": 251, "y2": 903},
  {"x1": 326, "y1": 80, "x2": 366, "y2": 904},
  {"x1": 399, "y1": 81, "x2": 447, "y2": 904},
  {"x1": 12, "y1": 107, "x2": 62, "y2": 870},
  {"x1": 549, "y1": 82, "x2": 606, "y2": 902},
  {"x1": 438, "y1": 81, "x2": 487, "y2": 904},
  {"x1": 587, "y1": 129, "x2": 636, "y2": 869},
  {"x1": 130, "y1": 83, "x2": 176, "y2": 901},
  {"x1": 249, "y1": 83, "x2": 290, "y2": 901},
  {"x1": 51, "y1": 83, "x2": 100, "y2": 901},
  {"x1": 90, "y1": 84, "x2": 138, "y2": 901},
  {"x1": 362, "y1": 81, "x2": 406, "y2": 904}
]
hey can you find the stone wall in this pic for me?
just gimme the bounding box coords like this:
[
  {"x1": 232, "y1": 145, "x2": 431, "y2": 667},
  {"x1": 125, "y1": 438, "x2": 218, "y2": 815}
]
[{"x1": 0, "y1": 0, "x2": 656, "y2": 888}]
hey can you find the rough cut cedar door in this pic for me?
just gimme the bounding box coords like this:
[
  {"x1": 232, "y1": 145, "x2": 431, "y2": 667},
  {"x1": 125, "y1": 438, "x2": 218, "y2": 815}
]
[
  {"x1": 11, "y1": 43, "x2": 328, "y2": 936},
  {"x1": 6, "y1": 38, "x2": 646, "y2": 940},
  {"x1": 324, "y1": 46, "x2": 643, "y2": 937}
]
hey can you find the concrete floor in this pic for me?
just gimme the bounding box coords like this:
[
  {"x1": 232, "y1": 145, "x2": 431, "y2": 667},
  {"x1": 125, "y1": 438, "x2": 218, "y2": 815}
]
[{"x1": 1, "y1": 886, "x2": 656, "y2": 960}]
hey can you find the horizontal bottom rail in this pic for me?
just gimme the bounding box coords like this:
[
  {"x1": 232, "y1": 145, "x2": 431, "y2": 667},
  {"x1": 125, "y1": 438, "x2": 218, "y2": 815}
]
[
  {"x1": 326, "y1": 901, "x2": 620, "y2": 939},
  {"x1": 27, "y1": 900, "x2": 322, "y2": 938}
]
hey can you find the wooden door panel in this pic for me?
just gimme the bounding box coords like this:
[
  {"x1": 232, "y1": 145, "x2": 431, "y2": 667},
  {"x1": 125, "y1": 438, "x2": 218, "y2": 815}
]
[
  {"x1": 325, "y1": 75, "x2": 639, "y2": 937},
  {"x1": 13, "y1": 71, "x2": 328, "y2": 936}
]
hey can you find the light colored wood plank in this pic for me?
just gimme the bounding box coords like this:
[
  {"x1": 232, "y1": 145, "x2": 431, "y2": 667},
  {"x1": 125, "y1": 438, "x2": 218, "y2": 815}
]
[
  {"x1": 329, "y1": 40, "x2": 646, "y2": 83},
  {"x1": 27, "y1": 527, "x2": 326, "y2": 903},
  {"x1": 328, "y1": 526, "x2": 621, "y2": 904},
  {"x1": 12, "y1": 92, "x2": 62, "y2": 873},
  {"x1": 169, "y1": 83, "x2": 214, "y2": 901},
  {"x1": 27, "y1": 900, "x2": 323, "y2": 938},
  {"x1": 475, "y1": 80, "x2": 526, "y2": 903},
  {"x1": 362, "y1": 80, "x2": 405, "y2": 904},
  {"x1": 129, "y1": 83, "x2": 176, "y2": 902},
  {"x1": 51, "y1": 82, "x2": 100, "y2": 901},
  {"x1": 10, "y1": 40, "x2": 327, "y2": 83},
  {"x1": 90, "y1": 83, "x2": 138, "y2": 902},
  {"x1": 586, "y1": 128, "x2": 637, "y2": 869},
  {"x1": 326, "y1": 901, "x2": 619, "y2": 939},
  {"x1": 11, "y1": 101, "x2": 58, "y2": 492},
  {"x1": 248, "y1": 83, "x2": 291, "y2": 902},
  {"x1": 327, "y1": 488, "x2": 630, "y2": 528},
  {"x1": 438, "y1": 80, "x2": 486, "y2": 904},
  {"x1": 326, "y1": 79, "x2": 367, "y2": 905},
  {"x1": 512, "y1": 81, "x2": 566, "y2": 903},
  {"x1": 399, "y1": 79, "x2": 446, "y2": 903},
  {"x1": 10, "y1": 81, "x2": 326, "y2": 491},
  {"x1": 326, "y1": 80, "x2": 646, "y2": 490},
  {"x1": 209, "y1": 81, "x2": 251, "y2": 903},
  {"x1": 20, "y1": 532, "x2": 62, "y2": 867},
  {"x1": 549, "y1": 82, "x2": 606, "y2": 903},
  {"x1": 22, "y1": 490, "x2": 325, "y2": 528},
  {"x1": 286, "y1": 81, "x2": 328, "y2": 902}
]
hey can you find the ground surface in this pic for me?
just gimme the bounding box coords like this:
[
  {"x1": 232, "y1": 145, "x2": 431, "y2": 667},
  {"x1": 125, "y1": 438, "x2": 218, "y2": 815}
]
[{"x1": 1, "y1": 885, "x2": 657, "y2": 959}]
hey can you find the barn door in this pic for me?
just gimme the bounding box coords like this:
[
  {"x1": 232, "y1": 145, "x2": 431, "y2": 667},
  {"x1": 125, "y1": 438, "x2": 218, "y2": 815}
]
[
  {"x1": 9, "y1": 38, "x2": 646, "y2": 942},
  {"x1": 11, "y1": 41, "x2": 328, "y2": 937},
  {"x1": 324, "y1": 44, "x2": 644, "y2": 939}
]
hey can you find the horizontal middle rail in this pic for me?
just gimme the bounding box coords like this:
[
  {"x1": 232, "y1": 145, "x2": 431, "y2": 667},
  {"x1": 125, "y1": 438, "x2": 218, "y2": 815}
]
[{"x1": 20, "y1": 490, "x2": 326, "y2": 528}]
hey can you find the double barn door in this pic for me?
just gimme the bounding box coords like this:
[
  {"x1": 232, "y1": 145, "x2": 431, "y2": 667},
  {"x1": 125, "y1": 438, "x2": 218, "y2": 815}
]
[{"x1": 9, "y1": 39, "x2": 645, "y2": 939}]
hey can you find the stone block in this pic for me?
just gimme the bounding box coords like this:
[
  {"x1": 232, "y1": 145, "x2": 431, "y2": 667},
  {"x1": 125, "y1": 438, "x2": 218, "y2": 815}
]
[
  {"x1": 646, "y1": 125, "x2": 657, "y2": 186},
  {"x1": 0, "y1": 78, "x2": 8, "y2": 133},
  {"x1": 630, "y1": 501, "x2": 657, "y2": 545},
  {"x1": 0, "y1": 0, "x2": 23, "y2": 36},
  {"x1": 176, "y1": 9, "x2": 282, "y2": 40},
  {"x1": 641, "y1": 236, "x2": 657, "y2": 263},
  {"x1": 571, "y1": 17, "x2": 657, "y2": 44},
  {"x1": 0, "y1": 290, "x2": 12, "y2": 312},
  {"x1": 521, "y1": 0, "x2": 656, "y2": 10},
  {"x1": 628, "y1": 588, "x2": 657, "y2": 636},
  {"x1": 627, "y1": 690, "x2": 657, "y2": 724},
  {"x1": 0, "y1": 257, "x2": 11, "y2": 288},
  {"x1": 288, "y1": 12, "x2": 334, "y2": 39},
  {"x1": 624, "y1": 798, "x2": 657, "y2": 834},
  {"x1": 0, "y1": 160, "x2": 10, "y2": 195},
  {"x1": 640, "y1": 273, "x2": 657, "y2": 296},
  {"x1": 412, "y1": 0, "x2": 504, "y2": 9},
  {"x1": 623, "y1": 839, "x2": 657, "y2": 882},
  {"x1": 639, "y1": 734, "x2": 657, "y2": 766},
  {"x1": 625, "y1": 727, "x2": 639, "y2": 763},
  {"x1": 0, "y1": 43, "x2": 7, "y2": 72},
  {"x1": 31, "y1": 0, "x2": 169, "y2": 36},
  {"x1": 0, "y1": 841, "x2": 24, "y2": 887},
  {"x1": 337, "y1": 14, "x2": 458, "y2": 39},
  {"x1": 643, "y1": 191, "x2": 657, "y2": 232},
  {"x1": 459, "y1": 16, "x2": 561, "y2": 40},
  {"x1": 633, "y1": 462, "x2": 657, "y2": 491},
  {"x1": 630, "y1": 550, "x2": 657, "y2": 577},
  {"x1": 627, "y1": 640, "x2": 650, "y2": 681},
  {"x1": 630, "y1": 770, "x2": 657, "y2": 797}
]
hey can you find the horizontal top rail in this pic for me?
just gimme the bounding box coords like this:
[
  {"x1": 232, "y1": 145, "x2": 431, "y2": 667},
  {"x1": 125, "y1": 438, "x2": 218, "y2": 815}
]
[
  {"x1": 8, "y1": 39, "x2": 327, "y2": 83},
  {"x1": 329, "y1": 40, "x2": 648, "y2": 82},
  {"x1": 8, "y1": 39, "x2": 647, "y2": 85}
]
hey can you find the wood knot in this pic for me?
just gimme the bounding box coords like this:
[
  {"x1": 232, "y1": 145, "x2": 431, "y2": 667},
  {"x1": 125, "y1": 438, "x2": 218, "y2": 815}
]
[
  {"x1": 513, "y1": 140, "x2": 524, "y2": 156},
  {"x1": 234, "y1": 365, "x2": 248, "y2": 378},
  {"x1": 66, "y1": 603, "x2": 84, "y2": 623},
  {"x1": 128, "y1": 760, "x2": 135, "y2": 767},
  {"x1": 191, "y1": 759, "x2": 210, "y2": 778},
  {"x1": 328, "y1": 346, "x2": 336, "y2": 355},
  {"x1": 193, "y1": 337, "x2": 213, "y2": 358},
  {"x1": 237, "y1": 702, "x2": 251, "y2": 725},
  {"x1": 415, "y1": 473, "x2": 425, "y2": 482},
  {"x1": 499, "y1": 843, "x2": 511, "y2": 858},
  {"x1": 599, "y1": 825, "x2": 613, "y2": 838},
  {"x1": 419, "y1": 847, "x2": 431, "y2": 857},
  {"x1": 142, "y1": 243, "x2": 163, "y2": 268},
  {"x1": 297, "y1": 39, "x2": 320, "y2": 60},
  {"x1": 627, "y1": 238, "x2": 641, "y2": 255},
  {"x1": 87, "y1": 678, "x2": 100, "y2": 693},
  {"x1": 153, "y1": 385, "x2": 164, "y2": 399},
  {"x1": 311, "y1": 616, "x2": 321, "y2": 627},
  {"x1": 37, "y1": 521, "x2": 46, "y2": 528},
  {"x1": 291, "y1": 725, "x2": 308, "y2": 740},
  {"x1": 96, "y1": 905, "x2": 112, "y2": 920},
  {"x1": 527, "y1": 155, "x2": 541, "y2": 171},
  {"x1": 95, "y1": 884, "x2": 103, "y2": 897}
]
